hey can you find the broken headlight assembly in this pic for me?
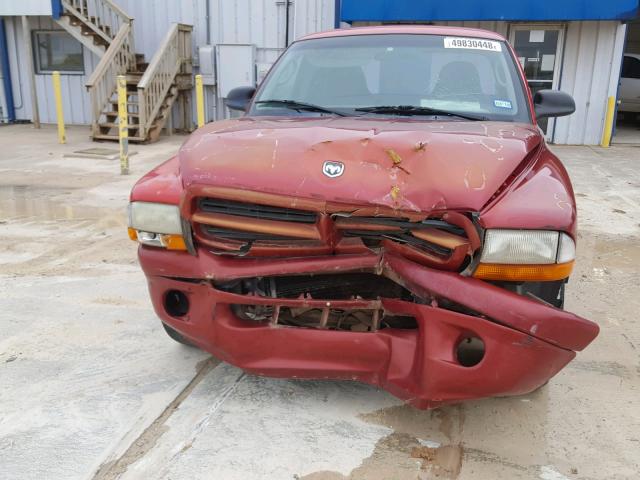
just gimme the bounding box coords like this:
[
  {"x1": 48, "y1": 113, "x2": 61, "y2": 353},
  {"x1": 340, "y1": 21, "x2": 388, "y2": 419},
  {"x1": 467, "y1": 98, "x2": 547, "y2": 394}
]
[
  {"x1": 473, "y1": 229, "x2": 575, "y2": 281},
  {"x1": 127, "y1": 202, "x2": 187, "y2": 251}
]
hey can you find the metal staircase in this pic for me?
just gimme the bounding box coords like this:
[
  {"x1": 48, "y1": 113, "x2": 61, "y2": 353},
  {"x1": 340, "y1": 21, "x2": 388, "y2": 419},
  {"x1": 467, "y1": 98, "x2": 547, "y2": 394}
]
[{"x1": 55, "y1": 0, "x2": 193, "y2": 143}]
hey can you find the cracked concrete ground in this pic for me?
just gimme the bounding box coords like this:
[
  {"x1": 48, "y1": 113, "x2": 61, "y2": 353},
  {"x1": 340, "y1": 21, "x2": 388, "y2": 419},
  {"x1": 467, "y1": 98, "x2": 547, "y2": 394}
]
[{"x1": 0, "y1": 124, "x2": 638, "y2": 480}]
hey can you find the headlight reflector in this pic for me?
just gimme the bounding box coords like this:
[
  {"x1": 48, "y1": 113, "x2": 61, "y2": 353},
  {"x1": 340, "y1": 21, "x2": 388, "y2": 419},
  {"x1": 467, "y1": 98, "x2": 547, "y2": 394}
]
[
  {"x1": 128, "y1": 202, "x2": 183, "y2": 234},
  {"x1": 127, "y1": 202, "x2": 186, "y2": 251},
  {"x1": 475, "y1": 229, "x2": 575, "y2": 281},
  {"x1": 480, "y1": 229, "x2": 559, "y2": 264}
]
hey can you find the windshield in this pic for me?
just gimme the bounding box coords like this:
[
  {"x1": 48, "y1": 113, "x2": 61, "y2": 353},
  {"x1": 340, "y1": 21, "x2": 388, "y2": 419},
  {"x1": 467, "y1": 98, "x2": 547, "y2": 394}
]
[{"x1": 251, "y1": 34, "x2": 531, "y2": 122}]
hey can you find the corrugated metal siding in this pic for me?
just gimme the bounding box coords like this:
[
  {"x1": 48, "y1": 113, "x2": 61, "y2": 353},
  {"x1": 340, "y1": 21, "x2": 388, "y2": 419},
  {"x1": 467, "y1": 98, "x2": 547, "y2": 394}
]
[
  {"x1": 3, "y1": 2, "x2": 625, "y2": 145},
  {"x1": 116, "y1": 0, "x2": 334, "y2": 121},
  {"x1": 115, "y1": 0, "x2": 333, "y2": 65},
  {"x1": 0, "y1": 0, "x2": 52, "y2": 16},
  {"x1": 553, "y1": 21, "x2": 624, "y2": 145},
  {"x1": 5, "y1": 0, "x2": 334, "y2": 126},
  {"x1": 7, "y1": 16, "x2": 97, "y2": 124},
  {"x1": 115, "y1": 0, "x2": 197, "y2": 61}
]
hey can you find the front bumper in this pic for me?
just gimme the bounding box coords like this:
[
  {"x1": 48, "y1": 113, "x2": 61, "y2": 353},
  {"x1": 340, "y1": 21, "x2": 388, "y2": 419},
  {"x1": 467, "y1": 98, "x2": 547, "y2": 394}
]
[{"x1": 139, "y1": 246, "x2": 598, "y2": 409}]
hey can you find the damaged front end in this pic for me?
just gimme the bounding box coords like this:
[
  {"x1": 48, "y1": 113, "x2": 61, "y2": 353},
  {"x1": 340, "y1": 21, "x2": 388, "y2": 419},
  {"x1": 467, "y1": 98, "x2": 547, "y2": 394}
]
[
  {"x1": 129, "y1": 24, "x2": 598, "y2": 407},
  {"x1": 135, "y1": 179, "x2": 599, "y2": 409}
]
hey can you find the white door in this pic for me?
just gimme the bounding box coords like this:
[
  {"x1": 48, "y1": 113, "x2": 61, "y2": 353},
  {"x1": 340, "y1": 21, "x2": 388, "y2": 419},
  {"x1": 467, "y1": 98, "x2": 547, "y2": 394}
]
[{"x1": 509, "y1": 25, "x2": 565, "y2": 140}]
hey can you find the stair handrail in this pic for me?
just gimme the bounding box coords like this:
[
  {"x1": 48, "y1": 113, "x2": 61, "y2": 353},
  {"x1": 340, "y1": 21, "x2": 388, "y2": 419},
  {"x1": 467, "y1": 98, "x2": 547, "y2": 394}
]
[
  {"x1": 137, "y1": 24, "x2": 192, "y2": 139},
  {"x1": 60, "y1": 0, "x2": 132, "y2": 44},
  {"x1": 85, "y1": 22, "x2": 136, "y2": 137}
]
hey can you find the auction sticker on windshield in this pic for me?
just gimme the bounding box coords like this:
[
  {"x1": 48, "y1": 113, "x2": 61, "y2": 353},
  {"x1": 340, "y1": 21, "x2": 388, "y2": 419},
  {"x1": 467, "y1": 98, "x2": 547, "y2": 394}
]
[{"x1": 444, "y1": 37, "x2": 502, "y2": 52}]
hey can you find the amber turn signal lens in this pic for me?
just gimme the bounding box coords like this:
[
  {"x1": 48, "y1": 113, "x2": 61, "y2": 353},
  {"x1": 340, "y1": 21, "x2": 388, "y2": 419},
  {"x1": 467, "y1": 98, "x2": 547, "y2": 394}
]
[
  {"x1": 473, "y1": 261, "x2": 574, "y2": 282},
  {"x1": 160, "y1": 234, "x2": 188, "y2": 251},
  {"x1": 127, "y1": 227, "x2": 138, "y2": 241}
]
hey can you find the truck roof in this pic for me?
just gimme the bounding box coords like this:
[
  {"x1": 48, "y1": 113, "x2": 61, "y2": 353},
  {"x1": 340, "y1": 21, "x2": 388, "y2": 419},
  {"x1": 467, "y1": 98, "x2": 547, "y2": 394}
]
[{"x1": 300, "y1": 25, "x2": 507, "y2": 42}]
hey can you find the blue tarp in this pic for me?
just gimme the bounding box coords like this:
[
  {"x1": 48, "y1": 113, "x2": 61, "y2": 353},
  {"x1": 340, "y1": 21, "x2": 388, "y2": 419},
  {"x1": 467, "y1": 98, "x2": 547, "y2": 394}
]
[{"x1": 340, "y1": 0, "x2": 640, "y2": 22}]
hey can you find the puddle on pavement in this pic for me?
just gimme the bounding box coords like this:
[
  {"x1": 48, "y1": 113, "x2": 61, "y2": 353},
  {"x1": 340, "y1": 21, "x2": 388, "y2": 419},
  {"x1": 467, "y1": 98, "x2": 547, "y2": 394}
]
[
  {"x1": 411, "y1": 444, "x2": 463, "y2": 478},
  {"x1": 0, "y1": 185, "x2": 114, "y2": 221},
  {"x1": 300, "y1": 405, "x2": 468, "y2": 480},
  {"x1": 578, "y1": 235, "x2": 640, "y2": 274},
  {"x1": 591, "y1": 237, "x2": 640, "y2": 270}
]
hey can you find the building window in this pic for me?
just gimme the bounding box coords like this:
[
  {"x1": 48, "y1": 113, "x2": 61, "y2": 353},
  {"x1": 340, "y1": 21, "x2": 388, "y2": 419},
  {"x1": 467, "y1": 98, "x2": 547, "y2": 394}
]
[{"x1": 33, "y1": 31, "x2": 84, "y2": 74}]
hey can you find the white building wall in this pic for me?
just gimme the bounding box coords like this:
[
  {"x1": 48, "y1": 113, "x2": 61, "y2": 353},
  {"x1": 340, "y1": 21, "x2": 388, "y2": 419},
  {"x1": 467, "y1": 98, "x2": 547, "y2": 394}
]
[
  {"x1": 115, "y1": 0, "x2": 333, "y2": 67},
  {"x1": 3, "y1": 0, "x2": 335, "y2": 126},
  {"x1": 5, "y1": 16, "x2": 97, "y2": 124},
  {"x1": 115, "y1": 0, "x2": 334, "y2": 121},
  {"x1": 0, "y1": 0, "x2": 52, "y2": 16},
  {"x1": 2, "y1": 2, "x2": 627, "y2": 145},
  {"x1": 553, "y1": 21, "x2": 626, "y2": 145}
]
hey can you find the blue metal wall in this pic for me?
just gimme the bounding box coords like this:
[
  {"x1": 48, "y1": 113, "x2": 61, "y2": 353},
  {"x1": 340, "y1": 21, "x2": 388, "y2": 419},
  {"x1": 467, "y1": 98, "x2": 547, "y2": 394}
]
[
  {"x1": 340, "y1": 0, "x2": 640, "y2": 22},
  {"x1": 51, "y1": 0, "x2": 63, "y2": 20},
  {"x1": 0, "y1": 19, "x2": 16, "y2": 122}
]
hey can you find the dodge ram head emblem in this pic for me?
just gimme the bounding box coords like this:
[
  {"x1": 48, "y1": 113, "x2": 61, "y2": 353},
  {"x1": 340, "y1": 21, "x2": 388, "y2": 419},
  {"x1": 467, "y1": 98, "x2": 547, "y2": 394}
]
[{"x1": 323, "y1": 161, "x2": 344, "y2": 178}]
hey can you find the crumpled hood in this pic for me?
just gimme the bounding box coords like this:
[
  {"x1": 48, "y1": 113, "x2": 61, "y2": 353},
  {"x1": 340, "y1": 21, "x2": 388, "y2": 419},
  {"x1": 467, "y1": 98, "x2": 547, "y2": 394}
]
[{"x1": 178, "y1": 117, "x2": 542, "y2": 212}]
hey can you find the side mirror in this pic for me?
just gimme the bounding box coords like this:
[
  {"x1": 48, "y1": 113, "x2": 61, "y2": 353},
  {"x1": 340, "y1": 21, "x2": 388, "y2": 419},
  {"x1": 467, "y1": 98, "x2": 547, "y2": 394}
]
[
  {"x1": 226, "y1": 86, "x2": 256, "y2": 112},
  {"x1": 533, "y1": 90, "x2": 575, "y2": 119}
]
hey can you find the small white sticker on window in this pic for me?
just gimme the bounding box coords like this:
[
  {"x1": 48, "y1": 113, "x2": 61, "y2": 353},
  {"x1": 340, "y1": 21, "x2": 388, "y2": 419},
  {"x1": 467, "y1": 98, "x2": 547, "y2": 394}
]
[
  {"x1": 494, "y1": 100, "x2": 513, "y2": 109},
  {"x1": 443, "y1": 37, "x2": 502, "y2": 52}
]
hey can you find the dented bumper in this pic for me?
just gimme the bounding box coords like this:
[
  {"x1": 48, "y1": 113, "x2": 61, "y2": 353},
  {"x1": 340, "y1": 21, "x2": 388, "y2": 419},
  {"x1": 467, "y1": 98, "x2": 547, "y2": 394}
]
[{"x1": 139, "y1": 246, "x2": 598, "y2": 409}]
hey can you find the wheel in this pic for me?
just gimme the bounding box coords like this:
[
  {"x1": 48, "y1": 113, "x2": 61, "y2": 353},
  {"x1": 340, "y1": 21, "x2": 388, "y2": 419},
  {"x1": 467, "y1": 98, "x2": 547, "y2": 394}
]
[{"x1": 161, "y1": 322, "x2": 196, "y2": 347}]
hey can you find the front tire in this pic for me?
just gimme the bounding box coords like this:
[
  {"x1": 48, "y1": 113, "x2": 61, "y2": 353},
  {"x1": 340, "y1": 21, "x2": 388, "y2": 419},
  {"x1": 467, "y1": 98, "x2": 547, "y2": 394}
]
[{"x1": 161, "y1": 322, "x2": 196, "y2": 347}]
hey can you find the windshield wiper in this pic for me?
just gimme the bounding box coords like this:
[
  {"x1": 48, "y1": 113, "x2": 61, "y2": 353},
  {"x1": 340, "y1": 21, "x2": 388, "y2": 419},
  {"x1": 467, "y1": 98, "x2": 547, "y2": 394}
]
[
  {"x1": 255, "y1": 99, "x2": 346, "y2": 117},
  {"x1": 355, "y1": 105, "x2": 487, "y2": 121}
]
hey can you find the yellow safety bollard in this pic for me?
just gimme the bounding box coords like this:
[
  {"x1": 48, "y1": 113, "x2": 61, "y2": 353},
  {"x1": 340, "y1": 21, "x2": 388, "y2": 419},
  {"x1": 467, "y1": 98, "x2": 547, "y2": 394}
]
[
  {"x1": 52, "y1": 71, "x2": 65, "y2": 144},
  {"x1": 117, "y1": 75, "x2": 129, "y2": 175},
  {"x1": 195, "y1": 74, "x2": 205, "y2": 128},
  {"x1": 600, "y1": 96, "x2": 616, "y2": 148}
]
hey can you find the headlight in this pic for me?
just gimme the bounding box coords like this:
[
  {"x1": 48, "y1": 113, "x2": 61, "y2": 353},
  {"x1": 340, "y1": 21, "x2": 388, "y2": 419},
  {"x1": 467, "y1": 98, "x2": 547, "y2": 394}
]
[
  {"x1": 474, "y1": 229, "x2": 575, "y2": 281},
  {"x1": 127, "y1": 202, "x2": 187, "y2": 251}
]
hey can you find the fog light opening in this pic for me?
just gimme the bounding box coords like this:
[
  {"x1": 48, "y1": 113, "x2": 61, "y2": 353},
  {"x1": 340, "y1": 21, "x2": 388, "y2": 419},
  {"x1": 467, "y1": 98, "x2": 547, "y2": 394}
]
[
  {"x1": 456, "y1": 336, "x2": 485, "y2": 367},
  {"x1": 164, "y1": 290, "x2": 190, "y2": 317}
]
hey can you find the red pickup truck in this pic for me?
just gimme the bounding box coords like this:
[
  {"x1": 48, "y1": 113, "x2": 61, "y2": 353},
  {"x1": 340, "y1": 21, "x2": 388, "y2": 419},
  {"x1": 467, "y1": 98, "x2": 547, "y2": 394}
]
[{"x1": 128, "y1": 26, "x2": 598, "y2": 409}]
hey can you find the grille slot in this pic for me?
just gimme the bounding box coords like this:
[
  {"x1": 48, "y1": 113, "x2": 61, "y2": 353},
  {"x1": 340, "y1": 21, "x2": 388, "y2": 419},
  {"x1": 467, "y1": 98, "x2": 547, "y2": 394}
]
[
  {"x1": 341, "y1": 230, "x2": 452, "y2": 256},
  {"x1": 201, "y1": 225, "x2": 296, "y2": 241},
  {"x1": 334, "y1": 216, "x2": 466, "y2": 236},
  {"x1": 199, "y1": 198, "x2": 318, "y2": 224}
]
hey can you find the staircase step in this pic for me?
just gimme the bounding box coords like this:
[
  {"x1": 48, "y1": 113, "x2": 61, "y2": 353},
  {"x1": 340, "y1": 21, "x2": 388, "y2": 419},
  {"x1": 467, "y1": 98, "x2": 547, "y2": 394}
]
[
  {"x1": 109, "y1": 88, "x2": 139, "y2": 97},
  {"x1": 93, "y1": 133, "x2": 146, "y2": 142},
  {"x1": 99, "y1": 122, "x2": 141, "y2": 130},
  {"x1": 126, "y1": 74, "x2": 142, "y2": 84},
  {"x1": 109, "y1": 99, "x2": 140, "y2": 105},
  {"x1": 105, "y1": 112, "x2": 140, "y2": 118},
  {"x1": 63, "y1": 13, "x2": 111, "y2": 41}
]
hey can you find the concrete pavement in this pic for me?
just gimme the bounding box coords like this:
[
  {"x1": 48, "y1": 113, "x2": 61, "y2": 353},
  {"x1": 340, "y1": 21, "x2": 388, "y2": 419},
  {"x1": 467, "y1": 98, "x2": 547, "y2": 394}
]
[{"x1": 0, "y1": 124, "x2": 638, "y2": 479}]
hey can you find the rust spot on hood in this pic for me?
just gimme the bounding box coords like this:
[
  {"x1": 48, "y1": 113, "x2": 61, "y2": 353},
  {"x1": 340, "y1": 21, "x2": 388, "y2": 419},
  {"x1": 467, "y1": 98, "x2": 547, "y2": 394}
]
[
  {"x1": 390, "y1": 185, "x2": 401, "y2": 202},
  {"x1": 385, "y1": 148, "x2": 411, "y2": 174},
  {"x1": 386, "y1": 148, "x2": 403, "y2": 166}
]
